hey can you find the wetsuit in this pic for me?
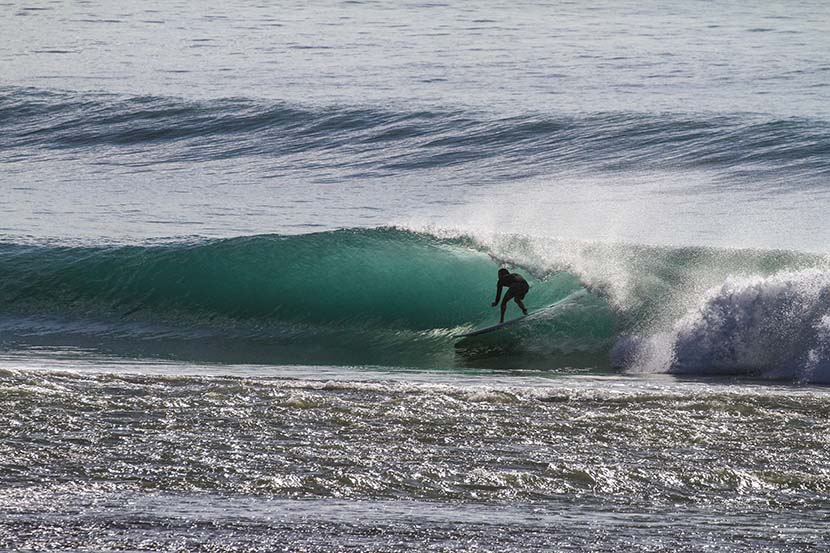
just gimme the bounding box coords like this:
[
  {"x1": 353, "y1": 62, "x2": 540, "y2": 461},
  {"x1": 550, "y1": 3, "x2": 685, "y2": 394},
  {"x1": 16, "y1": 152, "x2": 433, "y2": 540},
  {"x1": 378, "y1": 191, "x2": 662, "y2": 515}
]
[{"x1": 494, "y1": 272, "x2": 530, "y2": 304}]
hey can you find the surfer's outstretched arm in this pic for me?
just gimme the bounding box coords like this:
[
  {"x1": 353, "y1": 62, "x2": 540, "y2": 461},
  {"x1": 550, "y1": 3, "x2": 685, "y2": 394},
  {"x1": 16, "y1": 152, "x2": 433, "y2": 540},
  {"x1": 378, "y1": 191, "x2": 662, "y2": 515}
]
[{"x1": 491, "y1": 284, "x2": 503, "y2": 307}]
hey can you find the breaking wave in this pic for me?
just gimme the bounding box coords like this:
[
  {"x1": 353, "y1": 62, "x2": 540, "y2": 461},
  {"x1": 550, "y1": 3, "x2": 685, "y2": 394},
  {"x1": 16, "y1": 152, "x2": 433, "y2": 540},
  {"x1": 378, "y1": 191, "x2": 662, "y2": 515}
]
[{"x1": 1, "y1": 227, "x2": 829, "y2": 382}]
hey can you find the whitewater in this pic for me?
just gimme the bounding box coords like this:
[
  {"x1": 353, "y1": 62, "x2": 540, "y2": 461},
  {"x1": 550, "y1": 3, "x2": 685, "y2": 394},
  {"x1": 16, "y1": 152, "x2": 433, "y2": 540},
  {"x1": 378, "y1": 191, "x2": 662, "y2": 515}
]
[{"x1": 2, "y1": 0, "x2": 830, "y2": 551}]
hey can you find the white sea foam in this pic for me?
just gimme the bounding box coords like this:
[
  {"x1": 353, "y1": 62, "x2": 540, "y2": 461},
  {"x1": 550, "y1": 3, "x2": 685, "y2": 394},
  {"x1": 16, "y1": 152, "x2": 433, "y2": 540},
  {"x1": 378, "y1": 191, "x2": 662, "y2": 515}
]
[{"x1": 623, "y1": 270, "x2": 830, "y2": 383}]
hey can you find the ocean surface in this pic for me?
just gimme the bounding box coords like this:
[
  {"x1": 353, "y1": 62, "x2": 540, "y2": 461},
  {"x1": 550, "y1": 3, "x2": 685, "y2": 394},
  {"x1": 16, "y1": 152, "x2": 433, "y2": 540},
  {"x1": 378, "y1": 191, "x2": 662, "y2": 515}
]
[{"x1": 1, "y1": 0, "x2": 829, "y2": 551}]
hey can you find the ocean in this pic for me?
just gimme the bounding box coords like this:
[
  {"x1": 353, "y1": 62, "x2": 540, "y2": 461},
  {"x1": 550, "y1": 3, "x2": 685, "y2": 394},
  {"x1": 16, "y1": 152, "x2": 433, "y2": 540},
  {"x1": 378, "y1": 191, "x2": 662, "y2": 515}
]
[{"x1": 1, "y1": 0, "x2": 829, "y2": 551}]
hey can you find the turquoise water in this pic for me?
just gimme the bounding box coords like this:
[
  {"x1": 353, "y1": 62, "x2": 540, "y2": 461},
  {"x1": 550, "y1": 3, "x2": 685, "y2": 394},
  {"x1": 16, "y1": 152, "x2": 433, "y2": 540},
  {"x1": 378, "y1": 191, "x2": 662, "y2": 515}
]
[{"x1": 2, "y1": 0, "x2": 830, "y2": 550}]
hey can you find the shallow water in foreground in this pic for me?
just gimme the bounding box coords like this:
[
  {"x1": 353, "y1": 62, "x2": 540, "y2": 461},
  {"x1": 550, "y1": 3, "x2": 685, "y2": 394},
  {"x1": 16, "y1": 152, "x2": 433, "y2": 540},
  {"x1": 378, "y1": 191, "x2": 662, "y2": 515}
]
[{"x1": 1, "y1": 353, "x2": 828, "y2": 551}]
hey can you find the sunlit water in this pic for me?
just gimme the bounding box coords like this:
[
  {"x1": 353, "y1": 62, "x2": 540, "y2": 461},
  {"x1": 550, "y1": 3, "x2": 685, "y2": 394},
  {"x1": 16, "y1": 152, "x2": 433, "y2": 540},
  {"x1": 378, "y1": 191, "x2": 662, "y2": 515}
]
[{"x1": 2, "y1": 0, "x2": 830, "y2": 550}]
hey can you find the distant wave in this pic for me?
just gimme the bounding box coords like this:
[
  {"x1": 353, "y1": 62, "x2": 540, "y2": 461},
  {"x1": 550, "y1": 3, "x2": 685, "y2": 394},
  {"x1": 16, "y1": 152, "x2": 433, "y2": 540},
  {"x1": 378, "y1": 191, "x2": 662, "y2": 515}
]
[
  {"x1": 1, "y1": 227, "x2": 830, "y2": 382},
  {"x1": 2, "y1": 87, "x2": 829, "y2": 181}
]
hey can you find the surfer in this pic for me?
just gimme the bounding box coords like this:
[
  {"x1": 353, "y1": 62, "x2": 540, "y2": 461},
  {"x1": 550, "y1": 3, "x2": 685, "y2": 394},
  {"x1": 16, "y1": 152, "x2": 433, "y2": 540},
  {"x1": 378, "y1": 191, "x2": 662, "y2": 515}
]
[{"x1": 492, "y1": 268, "x2": 529, "y2": 323}]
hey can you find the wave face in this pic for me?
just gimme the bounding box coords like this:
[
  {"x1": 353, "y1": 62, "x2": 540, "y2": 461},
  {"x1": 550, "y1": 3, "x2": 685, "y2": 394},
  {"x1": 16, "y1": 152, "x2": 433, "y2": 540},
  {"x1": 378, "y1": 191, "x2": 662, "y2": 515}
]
[
  {"x1": 3, "y1": 88, "x2": 829, "y2": 183},
  {"x1": 2, "y1": 227, "x2": 830, "y2": 382},
  {"x1": 0, "y1": 228, "x2": 597, "y2": 367}
]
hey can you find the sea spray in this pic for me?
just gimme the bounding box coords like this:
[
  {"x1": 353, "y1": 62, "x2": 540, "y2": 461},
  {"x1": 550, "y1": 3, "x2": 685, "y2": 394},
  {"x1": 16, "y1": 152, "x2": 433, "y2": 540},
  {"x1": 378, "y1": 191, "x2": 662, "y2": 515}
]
[{"x1": 632, "y1": 270, "x2": 830, "y2": 382}]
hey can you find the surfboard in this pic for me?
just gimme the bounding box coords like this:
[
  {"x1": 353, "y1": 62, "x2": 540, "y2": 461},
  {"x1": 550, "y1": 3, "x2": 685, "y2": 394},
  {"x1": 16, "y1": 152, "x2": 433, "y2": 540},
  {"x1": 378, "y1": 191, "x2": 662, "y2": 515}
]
[
  {"x1": 454, "y1": 291, "x2": 587, "y2": 339},
  {"x1": 454, "y1": 312, "x2": 531, "y2": 338}
]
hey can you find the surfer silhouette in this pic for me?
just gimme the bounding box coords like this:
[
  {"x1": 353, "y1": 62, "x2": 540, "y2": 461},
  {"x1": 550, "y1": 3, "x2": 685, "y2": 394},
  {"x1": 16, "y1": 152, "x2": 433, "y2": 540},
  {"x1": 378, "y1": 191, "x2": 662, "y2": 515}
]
[{"x1": 491, "y1": 268, "x2": 530, "y2": 323}]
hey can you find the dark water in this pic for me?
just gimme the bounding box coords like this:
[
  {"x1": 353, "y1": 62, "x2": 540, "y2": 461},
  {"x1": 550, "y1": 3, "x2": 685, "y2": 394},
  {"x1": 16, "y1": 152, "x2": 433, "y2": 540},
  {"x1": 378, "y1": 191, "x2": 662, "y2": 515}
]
[
  {"x1": 2, "y1": 0, "x2": 830, "y2": 550},
  {"x1": 4, "y1": 90, "x2": 829, "y2": 178}
]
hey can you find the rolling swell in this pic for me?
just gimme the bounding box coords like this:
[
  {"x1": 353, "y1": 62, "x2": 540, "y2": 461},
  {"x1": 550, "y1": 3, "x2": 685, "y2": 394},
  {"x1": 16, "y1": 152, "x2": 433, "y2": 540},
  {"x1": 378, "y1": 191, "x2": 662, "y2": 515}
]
[{"x1": 3, "y1": 87, "x2": 829, "y2": 182}]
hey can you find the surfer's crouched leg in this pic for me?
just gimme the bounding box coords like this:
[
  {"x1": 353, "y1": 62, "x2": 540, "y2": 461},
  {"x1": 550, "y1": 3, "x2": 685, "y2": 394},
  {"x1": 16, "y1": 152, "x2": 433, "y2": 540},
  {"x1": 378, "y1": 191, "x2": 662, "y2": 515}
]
[
  {"x1": 499, "y1": 291, "x2": 514, "y2": 323},
  {"x1": 509, "y1": 283, "x2": 529, "y2": 315}
]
